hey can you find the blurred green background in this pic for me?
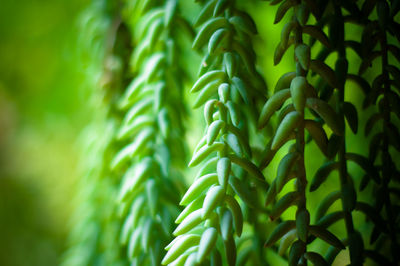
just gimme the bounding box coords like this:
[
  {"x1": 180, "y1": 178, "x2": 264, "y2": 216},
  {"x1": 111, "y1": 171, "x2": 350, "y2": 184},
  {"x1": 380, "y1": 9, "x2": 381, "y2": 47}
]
[{"x1": 0, "y1": 0, "x2": 91, "y2": 265}]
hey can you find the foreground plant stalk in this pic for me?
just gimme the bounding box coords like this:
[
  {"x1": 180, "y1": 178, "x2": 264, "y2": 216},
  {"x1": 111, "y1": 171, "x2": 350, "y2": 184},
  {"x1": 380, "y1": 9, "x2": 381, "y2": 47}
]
[{"x1": 162, "y1": 0, "x2": 268, "y2": 264}]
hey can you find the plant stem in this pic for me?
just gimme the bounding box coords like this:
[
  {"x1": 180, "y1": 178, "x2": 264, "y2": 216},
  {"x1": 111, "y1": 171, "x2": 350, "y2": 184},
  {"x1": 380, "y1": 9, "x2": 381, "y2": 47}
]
[
  {"x1": 293, "y1": 9, "x2": 308, "y2": 262},
  {"x1": 379, "y1": 27, "x2": 399, "y2": 264},
  {"x1": 333, "y1": 3, "x2": 357, "y2": 264}
]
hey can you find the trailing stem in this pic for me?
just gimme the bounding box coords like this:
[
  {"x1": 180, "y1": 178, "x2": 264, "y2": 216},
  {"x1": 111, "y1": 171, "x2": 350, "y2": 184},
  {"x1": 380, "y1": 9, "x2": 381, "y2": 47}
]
[
  {"x1": 379, "y1": 24, "x2": 399, "y2": 264},
  {"x1": 332, "y1": 3, "x2": 359, "y2": 265},
  {"x1": 293, "y1": 10, "x2": 308, "y2": 262}
]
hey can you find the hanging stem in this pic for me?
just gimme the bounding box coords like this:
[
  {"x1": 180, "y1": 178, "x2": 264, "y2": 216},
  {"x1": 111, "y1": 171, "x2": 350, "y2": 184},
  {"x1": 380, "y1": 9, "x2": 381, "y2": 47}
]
[
  {"x1": 293, "y1": 8, "x2": 308, "y2": 258},
  {"x1": 379, "y1": 27, "x2": 399, "y2": 264},
  {"x1": 333, "y1": 3, "x2": 357, "y2": 264}
]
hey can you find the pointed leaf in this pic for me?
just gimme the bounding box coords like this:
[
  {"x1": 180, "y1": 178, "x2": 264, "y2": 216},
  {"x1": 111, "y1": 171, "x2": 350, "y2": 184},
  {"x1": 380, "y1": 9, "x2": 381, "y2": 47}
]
[{"x1": 272, "y1": 111, "x2": 302, "y2": 150}]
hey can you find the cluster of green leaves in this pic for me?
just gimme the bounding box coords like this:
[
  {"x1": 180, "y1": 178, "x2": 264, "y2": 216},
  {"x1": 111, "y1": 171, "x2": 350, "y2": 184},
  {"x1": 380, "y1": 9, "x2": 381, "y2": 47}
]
[
  {"x1": 63, "y1": 0, "x2": 400, "y2": 265},
  {"x1": 162, "y1": 0, "x2": 271, "y2": 265},
  {"x1": 163, "y1": 0, "x2": 272, "y2": 265},
  {"x1": 258, "y1": 0, "x2": 400, "y2": 265},
  {"x1": 259, "y1": 1, "x2": 348, "y2": 265},
  {"x1": 112, "y1": 0, "x2": 192, "y2": 265},
  {"x1": 356, "y1": 0, "x2": 400, "y2": 264}
]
